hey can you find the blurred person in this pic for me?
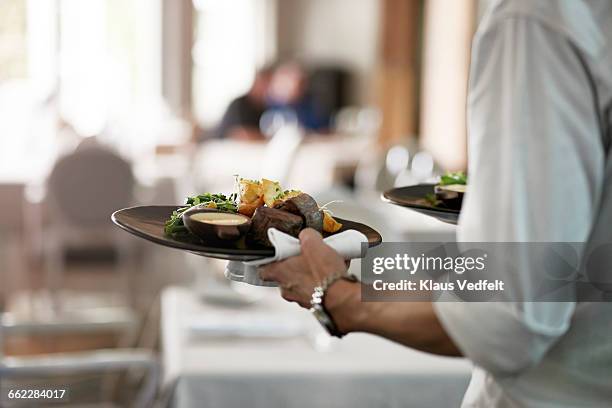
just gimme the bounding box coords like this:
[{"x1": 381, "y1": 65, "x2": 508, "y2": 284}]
[
  {"x1": 215, "y1": 66, "x2": 274, "y2": 141},
  {"x1": 267, "y1": 62, "x2": 331, "y2": 133},
  {"x1": 260, "y1": 1, "x2": 612, "y2": 407}
]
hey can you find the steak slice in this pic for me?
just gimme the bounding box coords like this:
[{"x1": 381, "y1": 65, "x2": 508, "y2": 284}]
[
  {"x1": 274, "y1": 193, "x2": 323, "y2": 233},
  {"x1": 249, "y1": 207, "x2": 303, "y2": 247}
]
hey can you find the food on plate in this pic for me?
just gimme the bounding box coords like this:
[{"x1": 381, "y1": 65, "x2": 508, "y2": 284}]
[
  {"x1": 163, "y1": 177, "x2": 344, "y2": 246},
  {"x1": 278, "y1": 190, "x2": 302, "y2": 201},
  {"x1": 183, "y1": 208, "x2": 252, "y2": 242},
  {"x1": 238, "y1": 178, "x2": 262, "y2": 203},
  {"x1": 323, "y1": 211, "x2": 343, "y2": 233},
  {"x1": 190, "y1": 212, "x2": 250, "y2": 225},
  {"x1": 164, "y1": 193, "x2": 237, "y2": 235},
  {"x1": 249, "y1": 206, "x2": 304, "y2": 246},
  {"x1": 439, "y1": 171, "x2": 467, "y2": 187},
  {"x1": 237, "y1": 201, "x2": 263, "y2": 218},
  {"x1": 261, "y1": 178, "x2": 284, "y2": 208},
  {"x1": 425, "y1": 171, "x2": 467, "y2": 210},
  {"x1": 237, "y1": 179, "x2": 264, "y2": 217},
  {"x1": 273, "y1": 193, "x2": 323, "y2": 232}
]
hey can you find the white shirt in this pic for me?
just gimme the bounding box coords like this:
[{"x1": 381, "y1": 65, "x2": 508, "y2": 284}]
[{"x1": 434, "y1": 0, "x2": 612, "y2": 406}]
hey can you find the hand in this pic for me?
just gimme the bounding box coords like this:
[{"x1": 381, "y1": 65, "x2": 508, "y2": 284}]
[
  {"x1": 262, "y1": 230, "x2": 460, "y2": 357},
  {"x1": 259, "y1": 228, "x2": 348, "y2": 308}
]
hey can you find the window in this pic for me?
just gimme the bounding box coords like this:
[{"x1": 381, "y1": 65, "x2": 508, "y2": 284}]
[
  {"x1": 0, "y1": 0, "x2": 163, "y2": 179},
  {"x1": 191, "y1": 0, "x2": 275, "y2": 127},
  {"x1": 59, "y1": 0, "x2": 162, "y2": 138},
  {"x1": 0, "y1": 0, "x2": 27, "y2": 81}
]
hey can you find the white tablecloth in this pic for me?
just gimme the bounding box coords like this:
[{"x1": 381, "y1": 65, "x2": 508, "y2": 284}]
[{"x1": 161, "y1": 287, "x2": 471, "y2": 408}]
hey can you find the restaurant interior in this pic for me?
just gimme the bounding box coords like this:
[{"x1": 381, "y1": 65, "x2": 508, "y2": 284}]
[{"x1": 0, "y1": 0, "x2": 482, "y2": 406}]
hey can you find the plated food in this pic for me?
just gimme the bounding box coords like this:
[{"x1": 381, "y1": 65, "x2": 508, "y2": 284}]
[
  {"x1": 112, "y1": 205, "x2": 381, "y2": 261},
  {"x1": 164, "y1": 178, "x2": 344, "y2": 247},
  {"x1": 426, "y1": 171, "x2": 467, "y2": 211},
  {"x1": 382, "y1": 172, "x2": 467, "y2": 225}
]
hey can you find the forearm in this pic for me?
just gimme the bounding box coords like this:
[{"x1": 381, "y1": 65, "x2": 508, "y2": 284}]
[{"x1": 325, "y1": 280, "x2": 462, "y2": 357}]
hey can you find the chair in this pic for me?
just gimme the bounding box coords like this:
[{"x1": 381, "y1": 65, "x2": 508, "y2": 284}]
[
  {"x1": 44, "y1": 140, "x2": 138, "y2": 309},
  {"x1": 0, "y1": 143, "x2": 159, "y2": 406},
  {"x1": 0, "y1": 183, "x2": 26, "y2": 309},
  {"x1": 0, "y1": 312, "x2": 159, "y2": 407}
]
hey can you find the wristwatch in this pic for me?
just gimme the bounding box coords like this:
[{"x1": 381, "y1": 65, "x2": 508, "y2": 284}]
[{"x1": 310, "y1": 273, "x2": 359, "y2": 338}]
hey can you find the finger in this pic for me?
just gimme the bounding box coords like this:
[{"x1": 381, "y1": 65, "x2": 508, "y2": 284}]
[
  {"x1": 279, "y1": 288, "x2": 297, "y2": 303},
  {"x1": 259, "y1": 257, "x2": 297, "y2": 282},
  {"x1": 299, "y1": 227, "x2": 323, "y2": 242},
  {"x1": 258, "y1": 265, "x2": 281, "y2": 282},
  {"x1": 299, "y1": 228, "x2": 334, "y2": 258},
  {"x1": 299, "y1": 228, "x2": 344, "y2": 273},
  {"x1": 280, "y1": 288, "x2": 309, "y2": 308}
]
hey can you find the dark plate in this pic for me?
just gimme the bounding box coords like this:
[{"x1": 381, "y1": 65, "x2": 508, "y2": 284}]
[
  {"x1": 382, "y1": 184, "x2": 460, "y2": 225},
  {"x1": 112, "y1": 206, "x2": 383, "y2": 261}
]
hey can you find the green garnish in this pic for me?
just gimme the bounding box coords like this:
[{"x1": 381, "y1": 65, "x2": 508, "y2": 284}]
[
  {"x1": 273, "y1": 189, "x2": 300, "y2": 201},
  {"x1": 240, "y1": 177, "x2": 260, "y2": 184},
  {"x1": 439, "y1": 171, "x2": 467, "y2": 186},
  {"x1": 424, "y1": 193, "x2": 442, "y2": 207},
  {"x1": 164, "y1": 193, "x2": 238, "y2": 236}
]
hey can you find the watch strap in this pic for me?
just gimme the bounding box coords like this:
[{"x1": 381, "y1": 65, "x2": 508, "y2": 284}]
[{"x1": 310, "y1": 273, "x2": 358, "y2": 338}]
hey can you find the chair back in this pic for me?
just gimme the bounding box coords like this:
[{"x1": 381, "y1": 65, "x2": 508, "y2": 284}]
[
  {"x1": 47, "y1": 145, "x2": 134, "y2": 227},
  {"x1": 0, "y1": 183, "x2": 25, "y2": 310}
]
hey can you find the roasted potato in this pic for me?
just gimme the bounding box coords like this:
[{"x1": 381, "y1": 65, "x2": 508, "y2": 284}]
[
  {"x1": 261, "y1": 178, "x2": 283, "y2": 207},
  {"x1": 323, "y1": 212, "x2": 343, "y2": 233},
  {"x1": 281, "y1": 190, "x2": 302, "y2": 201},
  {"x1": 238, "y1": 198, "x2": 264, "y2": 217},
  {"x1": 239, "y1": 178, "x2": 262, "y2": 204}
]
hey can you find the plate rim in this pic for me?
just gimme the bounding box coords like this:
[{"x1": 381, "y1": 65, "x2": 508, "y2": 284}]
[
  {"x1": 111, "y1": 205, "x2": 382, "y2": 260},
  {"x1": 111, "y1": 206, "x2": 274, "y2": 257}
]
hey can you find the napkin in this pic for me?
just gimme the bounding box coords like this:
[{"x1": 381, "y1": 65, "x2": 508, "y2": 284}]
[{"x1": 225, "y1": 228, "x2": 368, "y2": 286}]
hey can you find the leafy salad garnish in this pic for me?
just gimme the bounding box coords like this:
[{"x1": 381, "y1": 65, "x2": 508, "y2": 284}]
[
  {"x1": 439, "y1": 171, "x2": 467, "y2": 186},
  {"x1": 425, "y1": 171, "x2": 467, "y2": 207},
  {"x1": 424, "y1": 193, "x2": 441, "y2": 207}
]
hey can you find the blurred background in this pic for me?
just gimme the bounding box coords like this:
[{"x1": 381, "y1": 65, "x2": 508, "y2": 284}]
[{"x1": 0, "y1": 0, "x2": 483, "y2": 406}]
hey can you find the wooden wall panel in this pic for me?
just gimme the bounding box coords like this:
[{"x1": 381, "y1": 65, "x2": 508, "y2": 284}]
[{"x1": 376, "y1": 0, "x2": 421, "y2": 147}]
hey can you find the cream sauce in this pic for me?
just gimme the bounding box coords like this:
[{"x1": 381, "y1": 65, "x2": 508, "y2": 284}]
[{"x1": 190, "y1": 212, "x2": 248, "y2": 225}]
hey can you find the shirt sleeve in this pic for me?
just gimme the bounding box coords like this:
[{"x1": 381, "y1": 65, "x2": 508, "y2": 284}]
[{"x1": 434, "y1": 16, "x2": 605, "y2": 377}]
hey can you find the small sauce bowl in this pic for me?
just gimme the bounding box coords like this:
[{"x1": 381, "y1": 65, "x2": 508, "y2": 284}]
[{"x1": 182, "y1": 207, "x2": 251, "y2": 242}]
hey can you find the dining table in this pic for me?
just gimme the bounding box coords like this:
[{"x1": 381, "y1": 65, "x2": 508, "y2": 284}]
[{"x1": 161, "y1": 286, "x2": 472, "y2": 408}]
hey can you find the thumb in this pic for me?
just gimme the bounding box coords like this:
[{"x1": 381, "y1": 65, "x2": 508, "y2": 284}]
[
  {"x1": 299, "y1": 228, "x2": 326, "y2": 255},
  {"x1": 299, "y1": 228, "x2": 343, "y2": 274}
]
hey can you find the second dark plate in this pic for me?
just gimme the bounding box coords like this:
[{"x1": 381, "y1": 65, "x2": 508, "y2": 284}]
[{"x1": 382, "y1": 184, "x2": 460, "y2": 225}]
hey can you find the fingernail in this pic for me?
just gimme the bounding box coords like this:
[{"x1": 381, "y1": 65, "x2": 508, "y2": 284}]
[{"x1": 299, "y1": 228, "x2": 321, "y2": 241}]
